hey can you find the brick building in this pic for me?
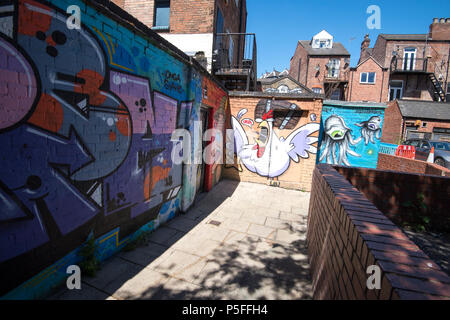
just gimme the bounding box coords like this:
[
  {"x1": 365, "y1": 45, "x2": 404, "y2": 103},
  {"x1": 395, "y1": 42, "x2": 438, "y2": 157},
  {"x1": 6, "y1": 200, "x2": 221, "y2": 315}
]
[
  {"x1": 348, "y1": 18, "x2": 450, "y2": 103},
  {"x1": 289, "y1": 30, "x2": 351, "y2": 100},
  {"x1": 111, "y1": 0, "x2": 257, "y2": 91},
  {"x1": 381, "y1": 100, "x2": 450, "y2": 144},
  {"x1": 346, "y1": 35, "x2": 390, "y2": 102}
]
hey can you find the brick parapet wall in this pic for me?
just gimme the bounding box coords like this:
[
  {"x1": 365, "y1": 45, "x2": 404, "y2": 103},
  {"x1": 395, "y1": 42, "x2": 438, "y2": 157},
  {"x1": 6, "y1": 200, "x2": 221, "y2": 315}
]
[
  {"x1": 377, "y1": 153, "x2": 450, "y2": 177},
  {"x1": 307, "y1": 164, "x2": 450, "y2": 299},
  {"x1": 337, "y1": 164, "x2": 450, "y2": 233}
]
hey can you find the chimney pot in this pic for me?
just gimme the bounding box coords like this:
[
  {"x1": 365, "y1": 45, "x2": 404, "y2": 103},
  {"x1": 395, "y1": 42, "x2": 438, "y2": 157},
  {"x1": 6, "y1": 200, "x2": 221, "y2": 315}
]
[
  {"x1": 439, "y1": 18, "x2": 445, "y2": 23},
  {"x1": 433, "y1": 18, "x2": 439, "y2": 23}
]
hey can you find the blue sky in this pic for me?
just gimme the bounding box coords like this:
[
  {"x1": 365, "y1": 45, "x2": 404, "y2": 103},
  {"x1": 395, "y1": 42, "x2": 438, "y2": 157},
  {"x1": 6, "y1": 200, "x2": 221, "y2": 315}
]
[{"x1": 246, "y1": 0, "x2": 450, "y2": 77}]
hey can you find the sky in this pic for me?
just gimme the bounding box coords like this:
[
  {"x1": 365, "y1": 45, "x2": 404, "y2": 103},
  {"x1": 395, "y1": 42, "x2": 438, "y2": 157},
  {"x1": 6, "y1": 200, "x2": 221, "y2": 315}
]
[{"x1": 246, "y1": 0, "x2": 450, "y2": 77}]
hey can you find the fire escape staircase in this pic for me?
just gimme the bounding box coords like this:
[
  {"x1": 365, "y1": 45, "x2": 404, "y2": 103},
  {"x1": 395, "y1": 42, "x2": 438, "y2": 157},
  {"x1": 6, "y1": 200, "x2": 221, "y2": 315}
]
[{"x1": 428, "y1": 73, "x2": 446, "y2": 102}]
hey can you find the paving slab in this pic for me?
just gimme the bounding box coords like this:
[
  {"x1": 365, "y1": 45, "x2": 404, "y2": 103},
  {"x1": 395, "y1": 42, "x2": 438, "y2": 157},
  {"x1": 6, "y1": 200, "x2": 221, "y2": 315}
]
[{"x1": 52, "y1": 180, "x2": 313, "y2": 300}]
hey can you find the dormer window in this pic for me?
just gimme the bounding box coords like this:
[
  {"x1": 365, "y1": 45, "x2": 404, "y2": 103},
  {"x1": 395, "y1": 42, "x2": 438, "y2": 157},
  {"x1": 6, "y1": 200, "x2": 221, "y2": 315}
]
[{"x1": 311, "y1": 30, "x2": 333, "y2": 49}]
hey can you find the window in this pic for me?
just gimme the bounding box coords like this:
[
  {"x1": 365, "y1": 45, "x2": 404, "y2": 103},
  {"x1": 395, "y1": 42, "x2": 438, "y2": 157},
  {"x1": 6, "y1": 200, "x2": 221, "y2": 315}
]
[
  {"x1": 403, "y1": 47, "x2": 417, "y2": 71},
  {"x1": 235, "y1": 0, "x2": 239, "y2": 7},
  {"x1": 420, "y1": 141, "x2": 431, "y2": 150},
  {"x1": 389, "y1": 80, "x2": 403, "y2": 101},
  {"x1": 422, "y1": 122, "x2": 427, "y2": 128},
  {"x1": 327, "y1": 59, "x2": 340, "y2": 78},
  {"x1": 360, "y1": 72, "x2": 376, "y2": 84},
  {"x1": 154, "y1": 0, "x2": 170, "y2": 29},
  {"x1": 277, "y1": 85, "x2": 289, "y2": 93},
  {"x1": 312, "y1": 87, "x2": 322, "y2": 94},
  {"x1": 405, "y1": 139, "x2": 420, "y2": 147},
  {"x1": 447, "y1": 83, "x2": 450, "y2": 101},
  {"x1": 320, "y1": 41, "x2": 327, "y2": 48}
]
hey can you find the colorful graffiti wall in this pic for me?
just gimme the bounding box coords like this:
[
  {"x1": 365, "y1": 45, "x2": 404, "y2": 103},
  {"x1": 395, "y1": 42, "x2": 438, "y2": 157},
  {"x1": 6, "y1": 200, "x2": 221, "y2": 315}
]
[
  {"x1": 223, "y1": 95, "x2": 323, "y2": 191},
  {"x1": 0, "y1": 0, "x2": 227, "y2": 299},
  {"x1": 317, "y1": 102, "x2": 386, "y2": 169}
]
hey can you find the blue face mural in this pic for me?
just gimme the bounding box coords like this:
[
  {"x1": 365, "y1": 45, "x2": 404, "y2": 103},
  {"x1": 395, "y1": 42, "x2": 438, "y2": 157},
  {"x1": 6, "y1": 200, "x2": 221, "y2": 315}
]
[
  {"x1": 0, "y1": 0, "x2": 225, "y2": 299},
  {"x1": 317, "y1": 105, "x2": 385, "y2": 169}
]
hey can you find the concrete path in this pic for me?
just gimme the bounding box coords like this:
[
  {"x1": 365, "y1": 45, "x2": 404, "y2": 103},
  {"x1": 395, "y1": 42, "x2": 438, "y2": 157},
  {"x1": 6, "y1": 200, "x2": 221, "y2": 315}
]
[{"x1": 49, "y1": 180, "x2": 313, "y2": 300}]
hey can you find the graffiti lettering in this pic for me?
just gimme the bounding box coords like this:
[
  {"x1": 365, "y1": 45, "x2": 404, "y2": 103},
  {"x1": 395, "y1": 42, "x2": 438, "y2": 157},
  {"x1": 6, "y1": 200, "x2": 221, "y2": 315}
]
[
  {"x1": 66, "y1": 5, "x2": 81, "y2": 30},
  {"x1": 163, "y1": 70, "x2": 182, "y2": 93}
]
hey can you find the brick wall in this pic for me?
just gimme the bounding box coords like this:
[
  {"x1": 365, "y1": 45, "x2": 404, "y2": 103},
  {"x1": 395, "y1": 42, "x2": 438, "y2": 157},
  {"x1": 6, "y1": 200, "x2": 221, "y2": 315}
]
[
  {"x1": 381, "y1": 100, "x2": 404, "y2": 144},
  {"x1": 337, "y1": 164, "x2": 450, "y2": 233},
  {"x1": 307, "y1": 164, "x2": 450, "y2": 299},
  {"x1": 122, "y1": 0, "x2": 155, "y2": 28},
  {"x1": 223, "y1": 93, "x2": 323, "y2": 191},
  {"x1": 347, "y1": 58, "x2": 389, "y2": 103},
  {"x1": 170, "y1": 0, "x2": 215, "y2": 33},
  {"x1": 377, "y1": 153, "x2": 450, "y2": 177}
]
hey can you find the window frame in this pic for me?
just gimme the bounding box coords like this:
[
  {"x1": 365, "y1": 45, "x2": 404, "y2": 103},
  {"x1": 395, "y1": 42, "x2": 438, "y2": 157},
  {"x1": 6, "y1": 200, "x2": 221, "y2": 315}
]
[
  {"x1": 360, "y1": 72, "x2": 376, "y2": 84},
  {"x1": 153, "y1": 0, "x2": 171, "y2": 30}
]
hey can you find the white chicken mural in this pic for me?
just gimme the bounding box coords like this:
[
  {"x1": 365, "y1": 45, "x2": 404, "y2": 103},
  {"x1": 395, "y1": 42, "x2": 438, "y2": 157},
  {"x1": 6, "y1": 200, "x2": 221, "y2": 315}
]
[{"x1": 231, "y1": 99, "x2": 320, "y2": 178}]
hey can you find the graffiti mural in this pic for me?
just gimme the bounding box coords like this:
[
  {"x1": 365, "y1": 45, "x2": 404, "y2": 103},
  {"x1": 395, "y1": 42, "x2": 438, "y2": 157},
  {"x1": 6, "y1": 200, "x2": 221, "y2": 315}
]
[
  {"x1": 231, "y1": 99, "x2": 320, "y2": 178},
  {"x1": 317, "y1": 103, "x2": 386, "y2": 168},
  {"x1": 0, "y1": 0, "x2": 227, "y2": 299}
]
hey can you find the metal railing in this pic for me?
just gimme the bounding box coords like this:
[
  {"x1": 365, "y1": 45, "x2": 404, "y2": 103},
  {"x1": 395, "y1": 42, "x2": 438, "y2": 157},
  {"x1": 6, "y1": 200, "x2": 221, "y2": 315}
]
[
  {"x1": 379, "y1": 142, "x2": 398, "y2": 156},
  {"x1": 212, "y1": 33, "x2": 257, "y2": 90},
  {"x1": 324, "y1": 68, "x2": 349, "y2": 82},
  {"x1": 390, "y1": 57, "x2": 429, "y2": 72}
]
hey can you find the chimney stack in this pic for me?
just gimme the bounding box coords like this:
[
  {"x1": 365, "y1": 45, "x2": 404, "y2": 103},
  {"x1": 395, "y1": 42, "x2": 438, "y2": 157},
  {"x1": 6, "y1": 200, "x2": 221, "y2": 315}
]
[
  {"x1": 429, "y1": 17, "x2": 450, "y2": 40},
  {"x1": 359, "y1": 34, "x2": 371, "y2": 63}
]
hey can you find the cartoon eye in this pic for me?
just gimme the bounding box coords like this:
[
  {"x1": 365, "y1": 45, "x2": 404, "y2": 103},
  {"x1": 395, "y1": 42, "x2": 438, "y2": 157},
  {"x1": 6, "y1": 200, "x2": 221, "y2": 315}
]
[
  {"x1": 36, "y1": 31, "x2": 46, "y2": 41},
  {"x1": 140, "y1": 99, "x2": 147, "y2": 107},
  {"x1": 52, "y1": 31, "x2": 67, "y2": 45},
  {"x1": 46, "y1": 46, "x2": 58, "y2": 57}
]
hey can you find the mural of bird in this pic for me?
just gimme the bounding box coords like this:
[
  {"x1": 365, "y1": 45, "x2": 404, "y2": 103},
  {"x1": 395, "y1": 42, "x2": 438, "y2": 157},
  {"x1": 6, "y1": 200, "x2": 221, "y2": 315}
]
[{"x1": 231, "y1": 101, "x2": 320, "y2": 178}]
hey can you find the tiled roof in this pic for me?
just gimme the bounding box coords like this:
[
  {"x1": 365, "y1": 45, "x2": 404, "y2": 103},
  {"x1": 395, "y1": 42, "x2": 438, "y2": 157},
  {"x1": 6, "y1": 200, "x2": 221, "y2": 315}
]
[
  {"x1": 397, "y1": 100, "x2": 450, "y2": 120},
  {"x1": 379, "y1": 34, "x2": 428, "y2": 41}
]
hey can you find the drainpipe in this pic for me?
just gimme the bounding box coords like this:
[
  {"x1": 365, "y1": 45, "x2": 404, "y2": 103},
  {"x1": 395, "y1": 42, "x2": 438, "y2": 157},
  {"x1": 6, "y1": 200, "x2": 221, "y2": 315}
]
[
  {"x1": 305, "y1": 56, "x2": 310, "y2": 88},
  {"x1": 380, "y1": 69, "x2": 385, "y2": 102}
]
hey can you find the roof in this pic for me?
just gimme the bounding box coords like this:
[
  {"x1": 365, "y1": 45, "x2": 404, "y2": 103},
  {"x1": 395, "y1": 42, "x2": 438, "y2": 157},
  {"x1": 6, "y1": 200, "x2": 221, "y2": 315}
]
[
  {"x1": 354, "y1": 55, "x2": 386, "y2": 70},
  {"x1": 323, "y1": 100, "x2": 387, "y2": 109},
  {"x1": 379, "y1": 34, "x2": 428, "y2": 41},
  {"x1": 313, "y1": 30, "x2": 333, "y2": 39},
  {"x1": 259, "y1": 75, "x2": 314, "y2": 93},
  {"x1": 298, "y1": 40, "x2": 350, "y2": 56},
  {"x1": 229, "y1": 91, "x2": 323, "y2": 99},
  {"x1": 397, "y1": 100, "x2": 450, "y2": 120}
]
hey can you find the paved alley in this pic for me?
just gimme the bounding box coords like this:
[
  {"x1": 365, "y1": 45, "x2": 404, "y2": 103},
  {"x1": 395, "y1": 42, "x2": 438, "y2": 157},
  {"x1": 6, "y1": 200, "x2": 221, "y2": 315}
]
[{"x1": 49, "y1": 180, "x2": 313, "y2": 300}]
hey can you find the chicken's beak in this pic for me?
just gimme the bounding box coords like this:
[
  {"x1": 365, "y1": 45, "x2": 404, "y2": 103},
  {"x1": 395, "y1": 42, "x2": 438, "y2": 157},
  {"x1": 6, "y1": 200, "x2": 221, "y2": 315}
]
[{"x1": 256, "y1": 120, "x2": 270, "y2": 146}]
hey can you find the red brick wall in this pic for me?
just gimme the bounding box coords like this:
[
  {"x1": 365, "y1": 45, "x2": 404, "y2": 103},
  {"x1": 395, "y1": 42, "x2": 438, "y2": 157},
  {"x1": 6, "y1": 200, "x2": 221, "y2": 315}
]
[
  {"x1": 337, "y1": 164, "x2": 450, "y2": 233},
  {"x1": 347, "y1": 58, "x2": 389, "y2": 102},
  {"x1": 120, "y1": 0, "x2": 155, "y2": 28},
  {"x1": 289, "y1": 43, "x2": 308, "y2": 84},
  {"x1": 380, "y1": 100, "x2": 404, "y2": 144},
  {"x1": 429, "y1": 20, "x2": 450, "y2": 41},
  {"x1": 307, "y1": 164, "x2": 450, "y2": 299},
  {"x1": 377, "y1": 153, "x2": 450, "y2": 177},
  {"x1": 170, "y1": 0, "x2": 215, "y2": 33}
]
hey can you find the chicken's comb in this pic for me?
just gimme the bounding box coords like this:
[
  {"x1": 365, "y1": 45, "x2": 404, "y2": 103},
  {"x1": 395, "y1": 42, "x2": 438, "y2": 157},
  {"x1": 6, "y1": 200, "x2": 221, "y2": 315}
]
[{"x1": 262, "y1": 109, "x2": 274, "y2": 121}]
